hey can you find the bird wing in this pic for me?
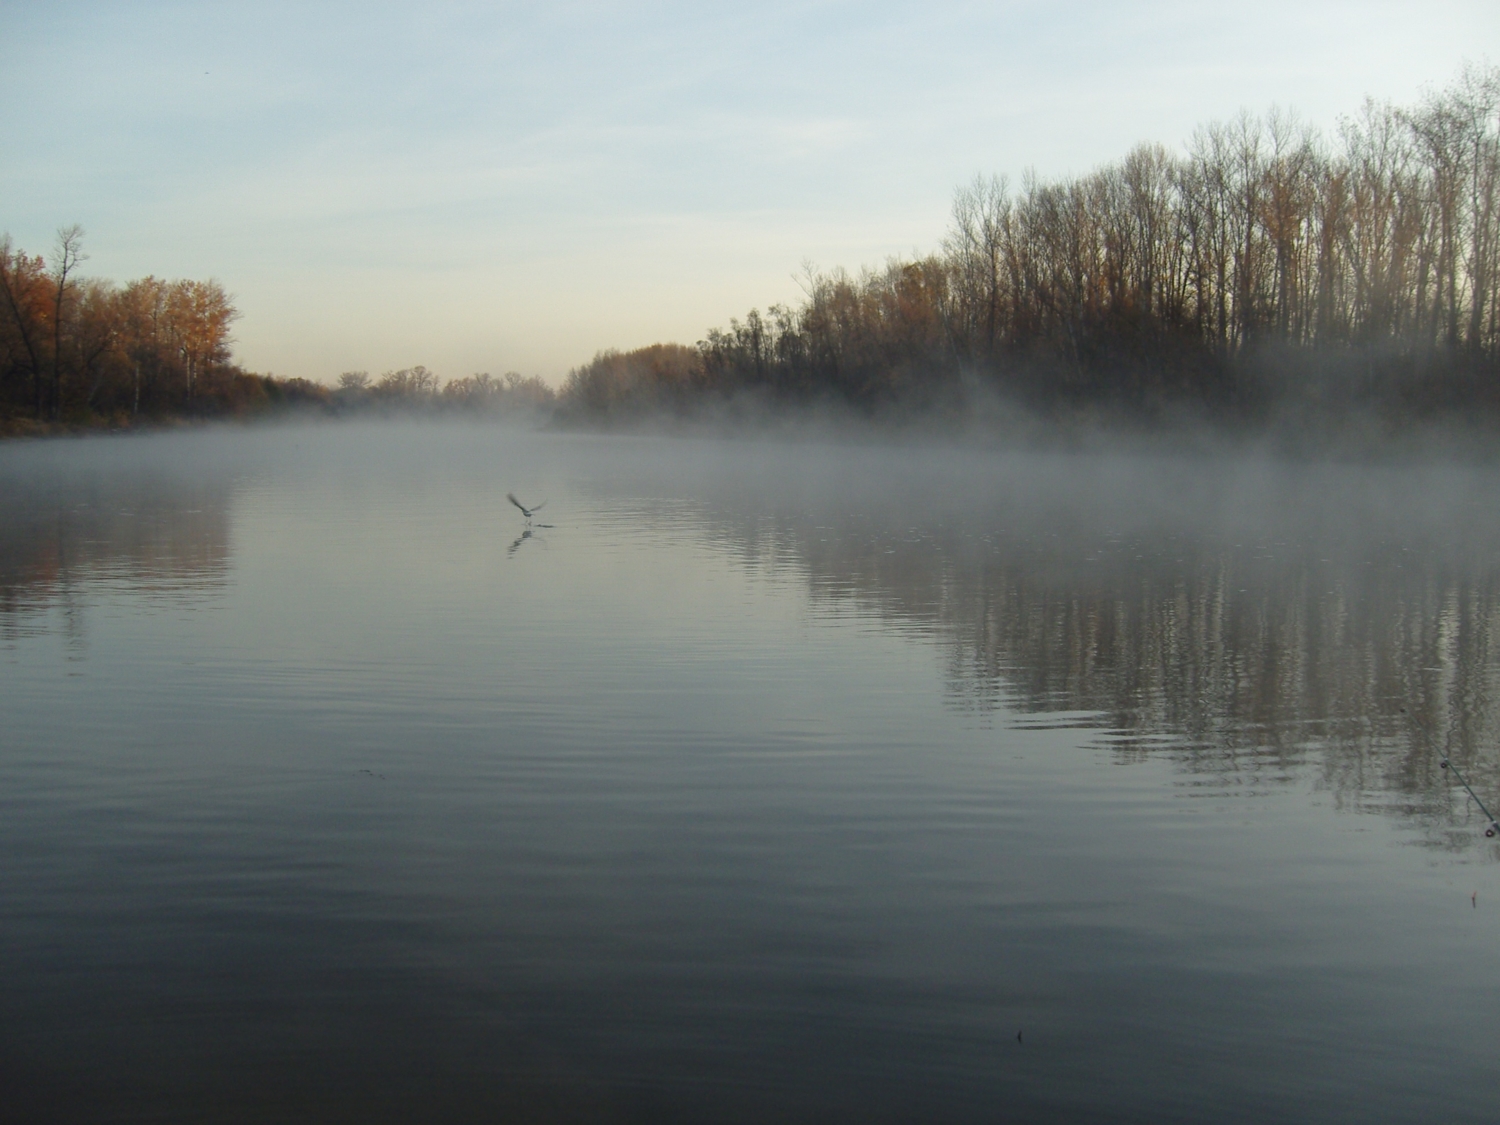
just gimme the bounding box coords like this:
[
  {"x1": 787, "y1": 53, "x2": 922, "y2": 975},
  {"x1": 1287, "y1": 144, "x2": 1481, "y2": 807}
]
[
  {"x1": 531, "y1": 499, "x2": 546, "y2": 513},
  {"x1": 506, "y1": 492, "x2": 528, "y2": 514}
]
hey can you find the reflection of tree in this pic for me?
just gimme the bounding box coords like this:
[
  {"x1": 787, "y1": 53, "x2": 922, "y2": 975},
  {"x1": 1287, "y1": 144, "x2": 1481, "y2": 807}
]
[
  {"x1": 633, "y1": 479, "x2": 1500, "y2": 849},
  {"x1": 0, "y1": 471, "x2": 232, "y2": 635}
]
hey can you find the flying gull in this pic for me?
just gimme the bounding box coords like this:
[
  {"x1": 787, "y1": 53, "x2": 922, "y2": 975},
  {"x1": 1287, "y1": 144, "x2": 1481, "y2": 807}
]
[{"x1": 507, "y1": 493, "x2": 547, "y2": 522}]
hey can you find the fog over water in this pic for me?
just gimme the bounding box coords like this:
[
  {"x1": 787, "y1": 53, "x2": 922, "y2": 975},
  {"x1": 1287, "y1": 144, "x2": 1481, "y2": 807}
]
[{"x1": 3, "y1": 423, "x2": 1499, "y2": 1122}]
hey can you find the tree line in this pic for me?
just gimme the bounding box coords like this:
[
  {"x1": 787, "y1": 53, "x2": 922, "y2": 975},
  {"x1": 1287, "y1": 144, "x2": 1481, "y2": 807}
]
[
  {"x1": 330, "y1": 368, "x2": 555, "y2": 415},
  {"x1": 0, "y1": 227, "x2": 556, "y2": 433},
  {"x1": 9, "y1": 65, "x2": 1495, "y2": 436},
  {"x1": 0, "y1": 226, "x2": 275, "y2": 427},
  {"x1": 561, "y1": 64, "x2": 1500, "y2": 427}
]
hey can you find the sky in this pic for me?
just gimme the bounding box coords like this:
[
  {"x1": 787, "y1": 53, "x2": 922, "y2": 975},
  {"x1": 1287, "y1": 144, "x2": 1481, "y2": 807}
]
[{"x1": 2, "y1": 1, "x2": 1496, "y2": 385}]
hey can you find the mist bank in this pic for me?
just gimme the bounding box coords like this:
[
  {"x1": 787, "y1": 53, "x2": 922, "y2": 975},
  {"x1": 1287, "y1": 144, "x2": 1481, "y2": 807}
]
[{"x1": 559, "y1": 65, "x2": 1500, "y2": 445}]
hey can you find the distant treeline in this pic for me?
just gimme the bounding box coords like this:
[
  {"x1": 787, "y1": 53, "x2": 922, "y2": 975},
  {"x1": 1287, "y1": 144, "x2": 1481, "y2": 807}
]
[
  {"x1": 0, "y1": 227, "x2": 555, "y2": 434},
  {"x1": 327, "y1": 367, "x2": 556, "y2": 416},
  {"x1": 560, "y1": 65, "x2": 1500, "y2": 428}
]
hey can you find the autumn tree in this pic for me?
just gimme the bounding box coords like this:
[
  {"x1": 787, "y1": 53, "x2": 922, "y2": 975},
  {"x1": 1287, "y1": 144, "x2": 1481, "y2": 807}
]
[
  {"x1": 166, "y1": 279, "x2": 238, "y2": 402},
  {"x1": 0, "y1": 236, "x2": 50, "y2": 416},
  {"x1": 117, "y1": 277, "x2": 173, "y2": 415}
]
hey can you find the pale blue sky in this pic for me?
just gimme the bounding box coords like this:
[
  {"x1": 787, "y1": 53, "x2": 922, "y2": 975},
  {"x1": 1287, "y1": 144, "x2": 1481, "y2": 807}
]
[{"x1": 3, "y1": 1, "x2": 1495, "y2": 383}]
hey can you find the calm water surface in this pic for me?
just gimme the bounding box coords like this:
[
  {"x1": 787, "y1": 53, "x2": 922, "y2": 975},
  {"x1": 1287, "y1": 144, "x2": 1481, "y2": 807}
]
[{"x1": 3, "y1": 423, "x2": 1499, "y2": 1123}]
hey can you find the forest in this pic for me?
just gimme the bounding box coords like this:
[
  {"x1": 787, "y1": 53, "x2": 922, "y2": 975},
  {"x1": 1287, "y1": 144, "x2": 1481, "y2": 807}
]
[
  {"x1": 0, "y1": 230, "x2": 554, "y2": 434},
  {"x1": 563, "y1": 65, "x2": 1500, "y2": 431},
  {"x1": 4, "y1": 65, "x2": 1498, "y2": 437}
]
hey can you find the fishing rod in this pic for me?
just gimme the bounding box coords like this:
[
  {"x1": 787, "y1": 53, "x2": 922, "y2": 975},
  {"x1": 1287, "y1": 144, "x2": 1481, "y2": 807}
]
[{"x1": 1440, "y1": 754, "x2": 1500, "y2": 839}]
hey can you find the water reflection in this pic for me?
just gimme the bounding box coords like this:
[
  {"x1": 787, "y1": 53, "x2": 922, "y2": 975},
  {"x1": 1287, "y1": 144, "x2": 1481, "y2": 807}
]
[
  {"x1": 586, "y1": 448, "x2": 1500, "y2": 851},
  {"x1": 5, "y1": 432, "x2": 1499, "y2": 850},
  {"x1": 0, "y1": 451, "x2": 232, "y2": 644},
  {"x1": 507, "y1": 526, "x2": 548, "y2": 557}
]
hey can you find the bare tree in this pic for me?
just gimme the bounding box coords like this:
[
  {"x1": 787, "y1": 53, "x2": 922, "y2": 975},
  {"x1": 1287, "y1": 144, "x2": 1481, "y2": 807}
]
[{"x1": 47, "y1": 225, "x2": 87, "y2": 418}]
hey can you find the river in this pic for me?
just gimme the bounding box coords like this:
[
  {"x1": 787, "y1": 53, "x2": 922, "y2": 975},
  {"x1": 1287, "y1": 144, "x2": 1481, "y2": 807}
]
[{"x1": 3, "y1": 422, "x2": 1498, "y2": 1122}]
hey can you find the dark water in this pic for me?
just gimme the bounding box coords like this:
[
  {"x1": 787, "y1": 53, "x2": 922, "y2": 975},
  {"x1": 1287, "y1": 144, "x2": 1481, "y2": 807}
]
[{"x1": 3, "y1": 423, "x2": 1498, "y2": 1123}]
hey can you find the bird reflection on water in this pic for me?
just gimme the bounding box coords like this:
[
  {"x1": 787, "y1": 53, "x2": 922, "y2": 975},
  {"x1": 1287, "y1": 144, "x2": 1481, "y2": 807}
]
[
  {"x1": 507, "y1": 526, "x2": 547, "y2": 557},
  {"x1": 506, "y1": 491, "x2": 553, "y2": 558}
]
